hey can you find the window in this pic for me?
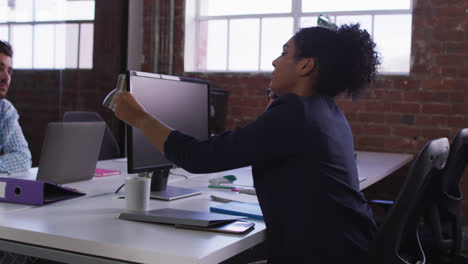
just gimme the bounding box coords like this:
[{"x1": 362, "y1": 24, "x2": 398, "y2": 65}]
[
  {"x1": 185, "y1": 0, "x2": 413, "y2": 74},
  {"x1": 0, "y1": 0, "x2": 95, "y2": 69}
]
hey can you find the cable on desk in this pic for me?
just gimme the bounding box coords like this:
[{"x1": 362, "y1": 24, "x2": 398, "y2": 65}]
[
  {"x1": 114, "y1": 173, "x2": 189, "y2": 193},
  {"x1": 169, "y1": 172, "x2": 189, "y2": 179},
  {"x1": 115, "y1": 183, "x2": 125, "y2": 194}
]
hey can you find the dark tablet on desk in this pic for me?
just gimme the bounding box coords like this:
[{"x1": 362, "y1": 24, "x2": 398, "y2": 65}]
[
  {"x1": 119, "y1": 208, "x2": 245, "y2": 227},
  {"x1": 175, "y1": 220, "x2": 255, "y2": 234}
]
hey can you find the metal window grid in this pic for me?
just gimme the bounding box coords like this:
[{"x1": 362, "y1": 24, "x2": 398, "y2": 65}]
[{"x1": 190, "y1": 0, "x2": 413, "y2": 74}]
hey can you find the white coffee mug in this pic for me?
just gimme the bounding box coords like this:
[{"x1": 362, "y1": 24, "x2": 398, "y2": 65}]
[{"x1": 125, "y1": 176, "x2": 150, "y2": 212}]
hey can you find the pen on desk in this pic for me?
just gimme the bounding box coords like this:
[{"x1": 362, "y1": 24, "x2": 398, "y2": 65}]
[
  {"x1": 210, "y1": 195, "x2": 233, "y2": 203},
  {"x1": 232, "y1": 188, "x2": 257, "y2": 195},
  {"x1": 208, "y1": 185, "x2": 235, "y2": 190}
]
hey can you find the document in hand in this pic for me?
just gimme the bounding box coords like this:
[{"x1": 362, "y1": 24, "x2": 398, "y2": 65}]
[
  {"x1": 119, "y1": 208, "x2": 245, "y2": 227},
  {"x1": 0, "y1": 177, "x2": 85, "y2": 206}
]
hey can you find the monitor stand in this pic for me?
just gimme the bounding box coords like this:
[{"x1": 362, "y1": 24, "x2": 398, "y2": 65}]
[{"x1": 140, "y1": 167, "x2": 201, "y2": 201}]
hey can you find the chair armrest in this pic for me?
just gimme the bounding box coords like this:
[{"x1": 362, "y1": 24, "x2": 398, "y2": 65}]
[{"x1": 455, "y1": 254, "x2": 468, "y2": 264}]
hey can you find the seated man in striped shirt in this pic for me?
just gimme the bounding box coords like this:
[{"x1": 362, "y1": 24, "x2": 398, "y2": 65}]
[{"x1": 0, "y1": 40, "x2": 31, "y2": 173}]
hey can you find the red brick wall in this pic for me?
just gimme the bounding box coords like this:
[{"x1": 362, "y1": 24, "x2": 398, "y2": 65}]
[
  {"x1": 140, "y1": 0, "x2": 468, "y2": 222},
  {"x1": 7, "y1": 0, "x2": 126, "y2": 165}
]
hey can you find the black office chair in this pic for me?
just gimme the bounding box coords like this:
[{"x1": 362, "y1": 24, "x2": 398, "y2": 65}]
[
  {"x1": 368, "y1": 137, "x2": 450, "y2": 264},
  {"x1": 423, "y1": 128, "x2": 468, "y2": 264},
  {"x1": 62, "y1": 111, "x2": 121, "y2": 160}
]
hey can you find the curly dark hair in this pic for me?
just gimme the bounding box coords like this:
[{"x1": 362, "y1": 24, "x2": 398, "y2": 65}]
[
  {"x1": 293, "y1": 24, "x2": 380, "y2": 98},
  {"x1": 0, "y1": 40, "x2": 13, "y2": 57}
]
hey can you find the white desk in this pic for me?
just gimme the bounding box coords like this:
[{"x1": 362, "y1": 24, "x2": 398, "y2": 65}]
[
  {"x1": 0, "y1": 152, "x2": 413, "y2": 264},
  {"x1": 0, "y1": 162, "x2": 265, "y2": 264},
  {"x1": 357, "y1": 151, "x2": 414, "y2": 190}
]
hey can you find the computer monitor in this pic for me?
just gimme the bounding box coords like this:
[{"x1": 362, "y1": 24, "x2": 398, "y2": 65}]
[{"x1": 126, "y1": 70, "x2": 210, "y2": 200}]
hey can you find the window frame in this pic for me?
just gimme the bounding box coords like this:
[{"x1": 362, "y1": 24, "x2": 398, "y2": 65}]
[
  {"x1": 0, "y1": 0, "x2": 95, "y2": 70},
  {"x1": 186, "y1": 0, "x2": 413, "y2": 75}
]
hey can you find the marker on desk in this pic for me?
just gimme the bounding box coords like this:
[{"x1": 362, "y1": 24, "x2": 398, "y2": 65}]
[
  {"x1": 208, "y1": 175, "x2": 237, "y2": 186},
  {"x1": 210, "y1": 195, "x2": 233, "y2": 203},
  {"x1": 208, "y1": 175, "x2": 237, "y2": 190},
  {"x1": 208, "y1": 185, "x2": 235, "y2": 190},
  {"x1": 232, "y1": 188, "x2": 256, "y2": 195}
]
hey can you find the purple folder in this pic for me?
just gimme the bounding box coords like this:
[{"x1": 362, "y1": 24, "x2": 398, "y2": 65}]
[{"x1": 0, "y1": 177, "x2": 85, "y2": 206}]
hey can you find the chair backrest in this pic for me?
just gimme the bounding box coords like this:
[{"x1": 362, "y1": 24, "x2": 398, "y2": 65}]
[
  {"x1": 62, "y1": 111, "x2": 121, "y2": 160},
  {"x1": 368, "y1": 137, "x2": 450, "y2": 264},
  {"x1": 424, "y1": 128, "x2": 468, "y2": 263}
]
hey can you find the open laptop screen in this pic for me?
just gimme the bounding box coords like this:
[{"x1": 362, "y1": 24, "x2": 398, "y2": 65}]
[{"x1": 36, "y1": 122, "x2": 105, "y2": 184}]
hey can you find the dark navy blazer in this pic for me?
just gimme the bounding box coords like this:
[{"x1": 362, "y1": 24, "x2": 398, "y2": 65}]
[{"x1": 165, "y1": 93, "x2": 376, "y2": 263}]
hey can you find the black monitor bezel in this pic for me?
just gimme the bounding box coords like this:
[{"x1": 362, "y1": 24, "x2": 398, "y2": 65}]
[{"x1": 125, "y1": 70, "x2": 211, "y2": 174}]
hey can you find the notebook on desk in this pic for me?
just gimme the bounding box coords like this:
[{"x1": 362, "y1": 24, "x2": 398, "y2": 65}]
[{"x1": 36, "y1": 122, "x2": 105, "y2": 184}]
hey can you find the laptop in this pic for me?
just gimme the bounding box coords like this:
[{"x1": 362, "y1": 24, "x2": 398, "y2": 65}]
[{"x1": 36, "y1": 122, "x2": 106, "y2": 184}]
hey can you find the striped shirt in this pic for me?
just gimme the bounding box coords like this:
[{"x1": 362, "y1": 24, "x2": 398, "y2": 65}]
[{"x1": 0, "y1": 99, "x2": 32, "y2": 173}]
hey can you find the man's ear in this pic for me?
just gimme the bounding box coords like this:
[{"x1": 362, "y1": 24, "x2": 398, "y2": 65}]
[{"x1": 297, "y1": 58, "x2": 316, "y2": 76}]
